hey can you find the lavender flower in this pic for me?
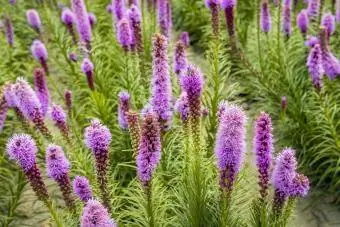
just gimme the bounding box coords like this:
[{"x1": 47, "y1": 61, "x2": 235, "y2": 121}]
[
  {"x1": 221, "y1": 0, "x2": 236, "y2": 38},
  {"x1": 179, "y1": 32, "x2": 190, "y2": 47},
  {"x1": 253, "y1": 112, "x2": 273, "y2": 198},
  {"x1": 290, "y1": 173, "x2": 310, "y2": 197},
  {"x1": 6, "y1": 134, "x2": 49, "y2": 201},
  {"x1": 3, "y1": 83, "x2": 16, "y2": 108},
  {"x1": 71, "y1": 0, "x2": 92, "y2": 49},
  {"x1": 73, "y1": 176, "x2": 93, "y2": 203},
  {"x1": 260, "y1": 0, "x2": 272, "y2": 33},
  {"x1": 46, "y1": 144, "x2": 75, "y2": 209},
  {"x1": 151, "y1": 34, "x2": 173, "y2": 130},
  {"x1": 126, "y1": 111, "x2": 141, "y2": 156},
  {"x1": 26, "y1": 9, "x2": 41, "y2": 32},
  {"x1": 61, "y1": 8, "x2": 77, "y2": 43},
  {"x1": 0, "y1": 96, "x2": 8, "y2": 132},
  {"x1": 128, "y1": 4, "x2": 143, "y2": 52},
  {"x1": 34, "y1": 68, "x2": 49, "y2": 116},
  {"x1": 305, "y1": 35, "x2": 319, "y2": 47},
  {"x1": 50, "y1": 104, "x2": 69, "y2": 141},
  {"x1": 205, "y1": 0, "x2": 220, "y2": 37},
  {"x1": 117, "y1": 18, "x2": 132, "y2": 52},
  {"x1": 215, "y1": 103, "x2": 247, "y2": 192},
  {"x1": 175, "y1": 92, "x2": 190, "y2": 123},
  {"x1": 174, "y1": 40, "x2": 187, "y2": 79},
  {"x1": 321, "y1": 13, "x2": 335, "y2": 37},
  {"x1": 282, "y1": 0, "x2": 292, "y2": 38},
  {"x1": 81, "y1": 199, "x2": 116, "y2": 227},
  {"x1": 307, "y1": 0, "x2": 320, "y2": 18},
  {"x1": 158, "y1": 0, "x2": 171, "y2": 37},
  {"x1": 4, "y1": 16, "x2": 14, "y2": 47},
  {"x1": 81, "y1": 58, "x2": 95, "y2": 90},
  {"x1": 112, "y1": 0, "x2": 126, "y2": 22},
  {"x1": 297, "y1": 9, "x2": 309, "y2": 35},
  {"x1": 107, "y1": 3, "x2": 114, "y2": 14},
  {"x1": 31, "y1": 40, "x2": 49, "y2": 75},
  {"x1": 88, "y1": 12, "x2": 96, "y2": 28},
  {"x1": 64, "y1": 90, "x2": 73, "y2": 113},
  {"x1": 307, "y1": 44, "x2": 323, "y2": 90},
  {"x1": 136, "y1": 113, "x2": 161, "y2": 187},
  {"x1": 84, "y1": 119, "x2": 112, "y2": 211},
  {"x1": 118, "y1": 91, "x2": 130, "y2": 130}
]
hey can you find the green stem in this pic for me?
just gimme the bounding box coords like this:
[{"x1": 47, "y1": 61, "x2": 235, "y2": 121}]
[
  {"x1": 277, "y1": 0, "x2": 282, "y2": 66},
  {"x1": 257, "y1": 0, "x2": 264, "y2": 74},
  {"x1": 44, "y1": 200, "x2": 63, "y2": 227},
  {"x1": 146, "y1": 184, "x2": 155, "y2": 227}
]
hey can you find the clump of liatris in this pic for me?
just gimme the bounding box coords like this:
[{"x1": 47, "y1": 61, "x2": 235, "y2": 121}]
[
  {"x1": 297, "y1": 9, "x2": 309, "y2": 36},
  {"x1": 81, "y1": 58, "x2": 95, "y2": 90},
  {"x1": 4, "y1": 16, "x2": 14, "y2": 47},
  {"x1": 31, "y1": 40, "x2": 49, "y2": 75},
  {"x1": 253, "y1": 112, "x2": 273, "y2": 199},
  {"x1": 50, "y1": 104, "x2": 70, "y2": 141},
  {"x1": 26, "y1": 9, "x2": 41, "y2": 34},
  {"x1": 64, "y1": 90, "x2": 73, "y2": 114},
  {"x1": 307, "y1": 0, "x2": 320, "y2": 19},
  {"x1": 84, "y1": 119, "x2": 112, "y2": 211},
  {"x1": 307, "y1": 44, "x2": 323, "y2": 90},
  {"x1": 118, "y1": 91, "x2": 131, "y2": 130},
  {"x1": 126, "y1": 111, "x2": 141, "y2": 156},
  {"x1": 117, "y1": 18, "x2": 132, "y2": 52},
  {"x1": 71, "y1": 0, "x2": 92, "y2": 50},
  {"x1": 128, "y1": 4, "x2": 143, "y2": 53},
  {"x1": 215, "y1": 103, "x2": 247, "y2": 193},
  {"x1": 136, "y1": 113, "x2": 161, "y2": 187},
  {"x1": 205, "y1": 0, "x2": 220, "y2": 36},
  {"x1": 321, "y1": 13, "x2": 335, "y2": 37},
  {"x1": 150, "y1": 34, "x2": 173, "y2": 130},
  {"x1": 221, "y1": 0, "x2": 237, "y2": 39},
  {"x1": 73, "y1": 176, "x2": 93, "y2": 203},
  {"x1": 173, "y1": 40, "x2": 187, "y2": 79},
  {"x1": 179, "y1": 32, "x2": 190, "y2": 47},
  {"x1": 46, "y1": 144, "x2": 75, "y2": 210},
  {"x1": 33, "y1": 68, "x2": 49, "y2": 116},
  {"x1": 61, "y1": 8, "x2": 77, "y2": 44},
  {"x1": 81, "y1": 199, "x2": 117, "y2": 227},
  {"x1": 13, "y1": 78, "x2": 52, "y2": 139},
  {"x1": 0, "y1": 95, "x2": 8, "y2": 133},
  {"x1": 282, "y1": 0, "x2": 292, "y2": 38},
  {"x1": 88, "y1": 12, "x2": 96, "y2": 28},
  {"x1": 6, "y1": 134, "x2": 49, "y2": 201},
  {"x1": 158, "y1": 0, "x2": 171, "y2": 38},
  {"x1": 260, "y1": 0, "x2": 272, "y2": 33}
]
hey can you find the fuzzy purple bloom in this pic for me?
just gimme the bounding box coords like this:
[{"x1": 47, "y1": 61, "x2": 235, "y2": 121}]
[
  {"x1": 61, "y1": 8, "x2": 75, "y2": 26},
  {"x1": 118, "y1": 91, "x2": 130, "y2": 130},
  {"x1": 290, "y1": 173, "x2": 310, "y2": 197},
  {"x1": 0, "y1": 97, "x2": 8, "y2": 132},
  {"x1": 215, "y1": 103, "x2": 247, "y2": 192},
  {"x1": 205, "y1": 0, "x2": 220, "y2": 8},
  {"x1": 71, "y1": 0, "x2": 92, "y2": 46},
  {"x1": 112, "y1": 0, "x2": 126, "y2": 22},
  {"x1": 81, "y1": 199, "x2": 116, "y2": 227},
  {"x1": 307, "y1": 0, "x2": 320, "y2": 18},
  {"x1": 26, "y1": 9, "x2": 41, "y2": 30},
  {"x1": 81, "y1": 58, "x2": 95, "y2": 90},
  {"x1": 181, "y1": 65, "x2": 204, "y2": 100},
  {"x1": 69, "y1": 52, "x2": 77, "y2": 62},
  {"x1": 175, "y1": 92, "x2": 190, "y2": 123},
  {"x1": 307, "y1": 44, "x2": 323, "y2": 90},
  {"x1": 64, "y1": 90, "x2": 72, "y2": 113},
  {"x1": 174, "y1": 40, "x2": 187, "y2": 78},
  {"x1": 221, "y1": 0, "x2": 236, "y2": 8},
  {"x1": 221, "y1": 0, "x2": 236, "y2": 38},
  {"x1": 282, "y1": 0, "x2": 292, "y2": 38},
  {"x1": 117, "y1": 18, "x2": 132, "y2": 52},
  {"x1": 50, "y1": 103, "x2": 69, "y2": 140},
  {"x1": 136, "y1": 113, "x2": 161, "y2": 186},
  {"x1": 297, "y1": 9, "x2": 309, "y2": 35},
  {"x1": 261, "y1": 0, "x2": 272, "y2": 33},
  {"x1": 3, "y1": 84, "x2": 16, "y2": 108},
  {"x1": 128, "y1": 4, "x2": 143, "y2": 52},
  {"x1": 179, "y1": 32, "x2": 190, "y2": 47},
  {"x1": 107, "y1": 3, "x2": 114, "y2": 14},
  {"x1": 158, "y1": 0, "x2": 171, "y2": 37},
  {"x1": 31, "y1": 40, "x2": 48, "y2": 61},
  {"x1": 46, "y1": 144, "x2": 70, "y2": 181},
  {"x1": 305, "y1": 35, "x2": 319, "y2": 47},
  {"x1": 206, "y1": 0, "x2": 220, "y2": 36},
  {"x1": 73, "y1": 176, "x2": 93, "y2": 203},
  {"x1": 88, "y1": 12, "x2": 96, "y2": 28},
  {"x1": 254, "y1": 112, "x2": 273, "y2": 198},
  {"x1": 34, "y1": 68, "x2": 49, "y2": 117},
  {"x1": 4, "y1": 16, "x2": 14, "y2": 47},
  {"x1": 321, "y1": 13, "x2": 335, "y2": 37}
]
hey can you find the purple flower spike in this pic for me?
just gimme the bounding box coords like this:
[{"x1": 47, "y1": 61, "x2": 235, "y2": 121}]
[
  {"x1": 175, "y1": 92, "x2": 190, "y2": 123},
  {"x1": 307, "y1": 44, "x2": 323, "y2": 90},
  {"x1": 61, "y1": 8, "x2": 75, "y2": 26},
  {"x1": 71, "y1": 0, "x2": 92, "y2": 49},
  {"x1": 50, "y1": 103, "x2": 70, "y2": 141},
  {"x1": 297, "y1": 9, "x2": 309, "y2": 35},
  {"x1": 6, "y1": 134, "x2": 49, "y2": 201},
  {"x1": 73, "y1": 176, "x2": 93, "y2": 203},
  {"x1": 117, "y1": 18, "x2": 132, "y2": 52},
  {"x1": 305, "y1": 35, "x2": 319, "y2": 47},
  {"x1": 26, "y1": 9, "x2": 41, "y2": 32},
  {"x1": 64, "y1": 90, "x2": 73, "y2": 114},
  {"x1": 174, "y1": 40, "x2": 187, "y2": 79},
  {"x1": 3, "y1": 83, "x2": 16, "y2": 108},
  {"x1": 4, "y1": 16, "x2": 14, "y2": 47},
  {"x1": 81, "y1": 58, "x2": 95, "y2": 90},
  {"x1": 34, "y1": 68, "x2": 49, "y2": 117},
  {"x1": 221, "y1": 0, "x2": 236, "y2": 38},
  {"x1": 321, "y1": 13, "x2": 335, "y2": 37},
  {"x1": 151, "y1": 34, "x2": 173, "y2": 130},
  {"x1": 0, "y1": 96, "x2": 8, "y2": 132},
  {"x1": 107, "y1": 3, "x2": 114, "y2": 14},
  {"x1": 307, "y1": 0, "x2": 320, "y2": 18},
  {"x1": 179, "y1": 32, "x2": 190, "y2": 47},
  {"x1": 282, "y1": 0, "x2": 292, "y2": 38},
  {"x1": 112, "y1": 0, "x2": 126, "y2": 22},
  {"x1": 118, "y1": 91, "x2": 130, "y2": 130},
  {"x1": 290, "y1": 173, "x2": 310, "y2": 197},
  {"x1": 158, "y1": 0, "x2": 171, "y2": 37},
  {"x1": 81, "y1": 199, "x2": 116, "y2": 227},
  {"x1": 31, "y1": 40, "x2": 49, "y2": 75},
  {"x1": 129, "y1": 4, "x2": 143, "y2": 52},
  {"x1": 136, "y1": 113, "x2": 161, "y2": 187},
  {"x1": 215, "y1": 103, "x2": 247, "y2": 193},
  {"x1": 254, "y1": 112, "x2": 273, "y2": 199},
  {"x1": 260, "y1": 0, "x2": 272, "y2": 33},
  {"x1": 88, "y1": 12, "x2": 96, "y2": 28}
]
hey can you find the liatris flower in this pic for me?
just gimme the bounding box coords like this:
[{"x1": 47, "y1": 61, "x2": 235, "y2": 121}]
[
  {"x1": 128, "y1": 4, "x2": 143, "y2": 53},
  {"x1": 337, "y1": 0, "x2": 340, "y2": 23},
  {"x1": 34, "y1": 68, "x2": 49, "y2": 116},
  {"x1": 13, "y1": 78, "x2": 51, "y2": 138},
  {"x1": 260, "y1": 0, "x2": 272, "y2": 33},
  {"x1": 6, "y1": 134, "x2": 49, "y2": 201},
  {"x1": 307, "y1": 0, "x2": 320, "y2": 18},
  {"x1": 215, "y1": 103, "x2": 247, "y2": 193},
  {"x1": 253, "y1": 112, "x2": 273, "y2": 199},
  {"x1": 61, "y1": 8, "x2": 77, "y2": 43},
  {"x1": 81, "y1": 199, "x2": 116, "y2": 227},
  {"x1": 0, "y1": 96, "x2": 8, "y2": 133},
  {"x1": 297, "y1": 9, "x2": 309, "y2": 35},
  {"x1": 205, "y1": 0, "x2": 220, "y2": 36},
  {"x1": 117, "y1": 18, "x2": 132, "y2": 52},
  {"x1": 4, "y1": 16, "x2": 14, "y2": 47},
  {"x1": 84, "y1": 119, "x2": 112, "y2": 211},
  {"x1": 73, "y1": 176, "x2": 93, "y2": 203},
  {"x1": 71, "y1": 0, "x2": 92, "y2": 50},
  {"x1": 112, "y1": 0, "x2": 126, "y2": 22},
  {"x1": 158, "y1": 0, "x2": 171, "y2": 37},
  {"x1": 31, "y1": 40, "x2": 49, "y2": 75},
  {"x1": 305, "y1": 35, "x2": 319, "y2": 47},
  {"x1": 290, "y1": 173, "x2": 310, "y2": 197},
  {"x1": 64, "y1": 90, "x2": 72, "y2": 114},
  {"x1": 26, "y1": 9, "x2": 41, "y2": 33},
  {"x1": 107, "y1": 3, "x2": 114, "y2": 14},
  {"x1": 151, "y1": 34, "x2": 173, "y2": 130},
  {"x1": 81, "y1": 58, "x2": 95, "y2": 90},
  {"x1": 307, "y1": 44, "x2": 323, "y2": 90},
  {"x1": 272, "y1": 148, "x2": 297, "y2": 215},
  {"x1": 88, "y1": 12, "x2": 96, "y2": 28},
  {"x1": 179, "y1": 32, "x2": 190, "y2": 47},
  {"x1": 50, "y1": 104, "x2": 70, "y2": 141},
  {"x1": 321, "y1": 13, "x2": 335, "y2": 37},
  {"x1": 126, "y1": 111, "x2": 140, "y2": 156},
  {"x1": 175, "y1": 92, "x2": 190, "y2": 124},
  {"x1": 118, "y1": 91, "x2": 130, "y2": 130},
  {"x1": 282, "y1": 0, "x2": 292, "y2": 38},
  {"x1": 173, "y1": 40, "x2": 187, "y2": 79},
  {"x1": 46, "y1": 144, "x2": 75, "y2": 210},
  {"x1": 221, "y1": 0, "x2": 236, "y2": 38},
  {"x1": 69, "y1": 52, "x2": 77, "y2": 62},
  {"x1": 136, "y1": 113, "x2": 161, "y2": 187}
]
